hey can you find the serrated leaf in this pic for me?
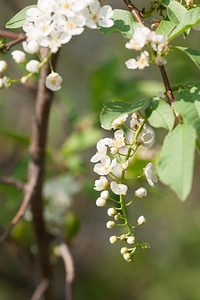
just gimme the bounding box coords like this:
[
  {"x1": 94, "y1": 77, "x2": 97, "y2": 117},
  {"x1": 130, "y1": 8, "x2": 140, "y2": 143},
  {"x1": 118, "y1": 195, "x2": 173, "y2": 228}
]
[
  {"x1": 168, "y1": 7, "x2": 200, "y2": 41},
  {"x1": 156, "y1": 17, "x2": 176, "y2": 36},
  {"x1": 6, "y1": 5, "x2": 36, "y2": 29},
  {"x1": 175, "y1": 86, "x2": 200, "y2": 137},
  {"x1": 162, "y1": 0, "x2": 187, "y2": 25},
  {"x1": 157, "y1": 124, "x2": 196, "y2": 201},
  {"x1": 99, "y1": 9, "x2": 142, "y2": 39},
  {"x1": 145, "y1": 98, "x2": 175, "y2": 130},
  {"x1": 171, "y1": 46, "x2": 200, "y2": 69},
  {"x1": 100, "y1": 99, "x2": 147, "y2": 130}
]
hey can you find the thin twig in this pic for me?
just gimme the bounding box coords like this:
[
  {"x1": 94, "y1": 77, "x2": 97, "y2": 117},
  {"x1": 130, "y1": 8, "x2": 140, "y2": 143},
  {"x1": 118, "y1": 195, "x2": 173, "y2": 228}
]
[
  {"x1": 0, "y1": 30, "x2": 26, "y2": 53},
  {"x1": 31, "y1": 278, "x2": 49, "y2": 300},
  {"x1": 0, "y1": 176, "x2": 24, "y2": 191},
  {"x1": 58, "y1": 241, "x2": 75, "y2": 300},
  {"x1": 123, "y1": 0, "x2": 175, "y2": 105}
]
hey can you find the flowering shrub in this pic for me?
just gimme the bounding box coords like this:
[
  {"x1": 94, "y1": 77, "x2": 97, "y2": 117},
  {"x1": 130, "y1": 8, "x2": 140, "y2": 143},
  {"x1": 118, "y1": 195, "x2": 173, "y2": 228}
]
[{"x1": 0, "y1": 2, "x2": 200, "y2": 297}]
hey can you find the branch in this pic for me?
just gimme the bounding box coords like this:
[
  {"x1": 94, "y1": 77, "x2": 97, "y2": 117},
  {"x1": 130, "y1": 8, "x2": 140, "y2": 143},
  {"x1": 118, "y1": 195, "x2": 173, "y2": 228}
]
[
  {"x1": 58, "y1": 241, "x2": 75, "y2": 300},
  {"x1": 0, "y1": 30, "x2": 26, "y2": 53},
  {"x1": 123, "y1": 0, "x2": 175, "y2": 105},
  {"x1": 0, "y1": 176, "x2": 24, "y2": 191},
  {"x1": 31, "y1": 278, "x2": 49, "y2": 300}
]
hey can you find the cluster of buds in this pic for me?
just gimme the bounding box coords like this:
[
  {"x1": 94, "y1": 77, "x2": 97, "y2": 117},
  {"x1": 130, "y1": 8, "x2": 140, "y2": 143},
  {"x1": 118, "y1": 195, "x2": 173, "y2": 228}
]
[
  {"x1": 125, "y1": 26, "x2": 168, "y2": 70},
  {"x1": 91, "y1": 112, "x2": 158, "y2": 262},
  {"x1": 0, "y1": 0, "x2": 114, "y2": 91}
]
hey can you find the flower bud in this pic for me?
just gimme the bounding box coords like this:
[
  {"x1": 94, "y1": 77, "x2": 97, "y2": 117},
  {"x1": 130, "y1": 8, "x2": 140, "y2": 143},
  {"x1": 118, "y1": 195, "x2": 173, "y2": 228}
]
[
  {"x1": 135, "y1": 187, "x2": 147, "y2": 198},
  {"x1": 0, "y1": 60, "x2": 8, "y2": 72},
  {"x1": 127, "y1": 236, "x2": 135, "y2": 244},
  {"x1": 109, "y1": 235, "x2": 118, "y2": 244},
  {"x1": 26, "y1": 60, "x2": 40, "y2": 73},
  {"x1": 137, "y1": 215, "x2": 146, "y2": 225},
  {"x1": 107, "y1": 207, "x2": 117, "y2": 217},
  {"x1": 106, "y1": 220, "x2": 115, "y2": 229},
  {"x1": 123, "y1": 253, "x2": 132, "y2": 262},
  {"x1": 96, "y1": 197, "x2": 107, "y2": 207},
  {"x1": 11, "y1": 50, "x2": 26, "y2": 63}
]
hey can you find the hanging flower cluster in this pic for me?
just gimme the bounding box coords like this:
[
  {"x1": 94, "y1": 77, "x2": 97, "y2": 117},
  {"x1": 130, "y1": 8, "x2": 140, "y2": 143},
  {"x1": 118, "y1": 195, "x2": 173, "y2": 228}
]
[
  {"x1": 0, "y1": 0, "x2": 114, "y2": 91},
  {"x1": 91, "y1": 112, "x2": 158, "y2": 262},
  {"x1": 125, "y1": 26, "x2": 168, "y2": 70}
]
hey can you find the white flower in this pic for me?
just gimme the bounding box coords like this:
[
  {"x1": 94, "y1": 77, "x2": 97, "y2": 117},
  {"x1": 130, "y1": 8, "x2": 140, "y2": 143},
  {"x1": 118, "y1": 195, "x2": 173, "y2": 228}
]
[
  {"x1": 110, "y1": 181, "x2": 128, "y2": 195},
  {"x1": 96, "y1": 197, "x2": 107, "y2": 207},
  {"x1": 125, "y1": 51, "x2": 149, "y2": 70},
  {"x1": 109, "y1": 235, "x2": 118, "y2": 244},
  {"x1": 138, "y1": 125, "x2": 155, "y2": 147},
  {"x1": 130, "y1": 112, "x2": 144, "y2": 130},
  {"x1": 143, "y1": 162, "x2": 158, "y2": 187},
  {"x1": 111, "y1": 114, "x2": 128, "y2": 129},
  {"x1": 120, "y1": 247, "x2": 128, "y2": 254},
  {"x1": 123, "y1": 253, "x2": 132, "y2": 262},
  {"x1": 94, "y1": 176, "x2": 109, "y2": 191},
  {"x1": 11, "y1": 50, "x2": 26, "y2": 63},
  {"x1": 135, "y1": 187, "x2": 147, "y2": 198},
  {"x1": 90, "y1": 138, "x2": 111, "y2": 163},
  {"x1": 127, "y1": 236, "x2": 135, "y2": 244},
  {"x1": 0, "y1": 60, "x2": 8, "y2": 72},
  {"x1": 137, "y1": 215, "x2": 146, "y2": 225},
  {"x1": 106, "y1": 220, "x2": 115, "y2": 229},
  {"x1": 45, "y1": 72, "x2": 63, "y2": 91},
  {"x1": 26, "y1": 60, "x2": 40, "y2": 73},
  {"x1": 125, "y1": 26, "x2": 150, "y2": 51},
  {"x1": 100, "y1": 190, "x2": 109, "y2": 200},
  {"x1": 93, "y1": 156, "x2": 116, "y2": 176},
  {"x1": 85, "y1": 2, "x2": 114, "y2": 29},
  {"x1": 22, "y1": 40, "x2": 40, "y2": 54},
  {"x1": 109, "y1": 130, "x2": 126, "y2": 153}
]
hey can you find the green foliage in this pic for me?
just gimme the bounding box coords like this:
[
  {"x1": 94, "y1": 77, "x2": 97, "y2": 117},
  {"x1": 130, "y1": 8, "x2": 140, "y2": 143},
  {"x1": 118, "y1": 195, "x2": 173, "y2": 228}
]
[
  {"x1": 157, "y1": 124, "x2": 196, "y2": 201},
  {"x1": 5, "y1": 5, "x2": 36, "y2": 28},
  {"x1": 171, "y1": 46, "x2": 200, "y2": 70},
  {"x1": 100, "y1": 98, "x2": 146, "y2": 130},
  {"x1": 99, "y1": 9, "x2": 141, "y2": 39},
  {"x1": 145, "y1": 98, "x2": 175, "y2": 131}
]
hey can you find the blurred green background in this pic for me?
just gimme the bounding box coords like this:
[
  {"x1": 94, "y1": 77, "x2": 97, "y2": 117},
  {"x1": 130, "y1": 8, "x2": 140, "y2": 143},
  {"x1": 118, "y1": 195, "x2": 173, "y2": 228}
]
[{"x1": 0, "y1": 0, "x2": 200, "y2": 299}]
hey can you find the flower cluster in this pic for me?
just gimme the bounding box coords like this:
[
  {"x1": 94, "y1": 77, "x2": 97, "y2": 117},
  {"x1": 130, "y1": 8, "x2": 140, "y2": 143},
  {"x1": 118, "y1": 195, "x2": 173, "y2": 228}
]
[
  {"x1": 0, "y1": 0, "x2": 114, "y2": 91},
  {"x1": 125, "y1": 26, "x2": 168, "y2": 70},
  {"x1": 91, "y1": 112, "x2": 158, "y2": 262},
  {"x1": 23, "y1": 0, "x2": 114, "y2": 54}
]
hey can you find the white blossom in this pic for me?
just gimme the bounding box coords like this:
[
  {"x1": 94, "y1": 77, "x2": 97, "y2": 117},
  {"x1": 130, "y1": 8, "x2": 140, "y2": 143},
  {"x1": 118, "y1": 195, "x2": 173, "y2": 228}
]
[
  {"x1": 135, "y1": 187, "x2": 147, "y2": 198},
  {"x1": 137, "y1": 215, "x2": 146, "y2": 225},
  {"x1": 90, "y1": 138, "x2": 111, "y2": 163},
  {"x1": 93, "y1": 156, "x2": 116, "y2": 176},
  {"x1": 107, "y1": 207, "x2": 117, "y2": 217},
  {"x1": 110, "y1": 181, "x2": 128, "y2": 195},
  {"x1": 26, "y1": 60, "x2": 40, "y2": 73},
  {"x1": 106, "y1": 220, "x2": 115, "y2": 229},
  {"x1": 96, "y1": 197, "x2": 107, "y2": 207},
  {"x1": 0, "y1": 60, "x2": 8, "y2": 72},
  {"x1": 45, "y1": 72, "x2": 63, "y2": 91},
  {"x1": 143, "y1": 162, "x2": 158, "y2": 187},
  {"x1": 127, "y1": 236, "x2": 135, "y2": 244},
  {"x1": 94, "y1": 176, "x2": 109, "y2": 191},
  {"x1": 111, "y1": 114, "x2": 128, "y2": 129},
  {"x1": 125, "y1": 26, "x2": 150, "y2": 51},
  {"x1": 100, "y1": 190, "x2": 109, "y2": 200},
  {"x1": 11, "y1": 50, "x2": 26, "y2": 63},
  {"x1": 109, "y1": 130, "x2": 126, "y2": 154},
  {"x1": 85, "y1": 1, "x2": 114, "y2": 29},
  {"x1": 109, "y1": 235, "x2": 118, "y2": 244}
]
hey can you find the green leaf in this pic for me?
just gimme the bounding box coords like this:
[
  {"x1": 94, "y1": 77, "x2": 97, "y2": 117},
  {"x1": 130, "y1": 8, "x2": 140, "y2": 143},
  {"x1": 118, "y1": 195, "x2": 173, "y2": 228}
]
[
  {"x1": 162, "y1": 0, "x2": 187, "y2": 25},
  {"x1": 168, "y1": 7, "x2": 200, "y2": 41},
  {"x1": 145, "y1": 98, "x2": 175, "y2": 130},
  {"x1": 6, "y1": 5, "x2": 36, "y2": 28},
  {"x1": 99, "y1": 9, "x2": 142, "y2": 39},
  {"x1": 156, "y1": 17, "x2": 176, "y2": 36},
  {"x1": 157, "y1": 124, "x2": 196, "y2": 201},
  {"x1": 171, "y1": 46, "x2": 200, "y2": 69},
  {"x1": 175, "y1": 85, "x2": 200, "y2": 137},
  {"x1": 100, "y1": 99, "x2": 147, "y2": 130}
]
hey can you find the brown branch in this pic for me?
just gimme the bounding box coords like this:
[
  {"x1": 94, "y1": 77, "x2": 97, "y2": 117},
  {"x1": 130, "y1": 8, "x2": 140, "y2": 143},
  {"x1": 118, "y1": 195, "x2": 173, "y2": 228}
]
[
  {"x1": 30, "y1": 278, "x2": 49, "y2": 300},
  {"x1": 0, "y1": 30, "x2": 26, "y2": 53},
  {"x1": 123, "y1": 0, "x2": 175, "y2": 105},
  {"x1": 58, "y1": 241, "x2": 75, "y2": 300},
  {"x1": 0, "y1": 176, "x2": 24, "y2": 191}
]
